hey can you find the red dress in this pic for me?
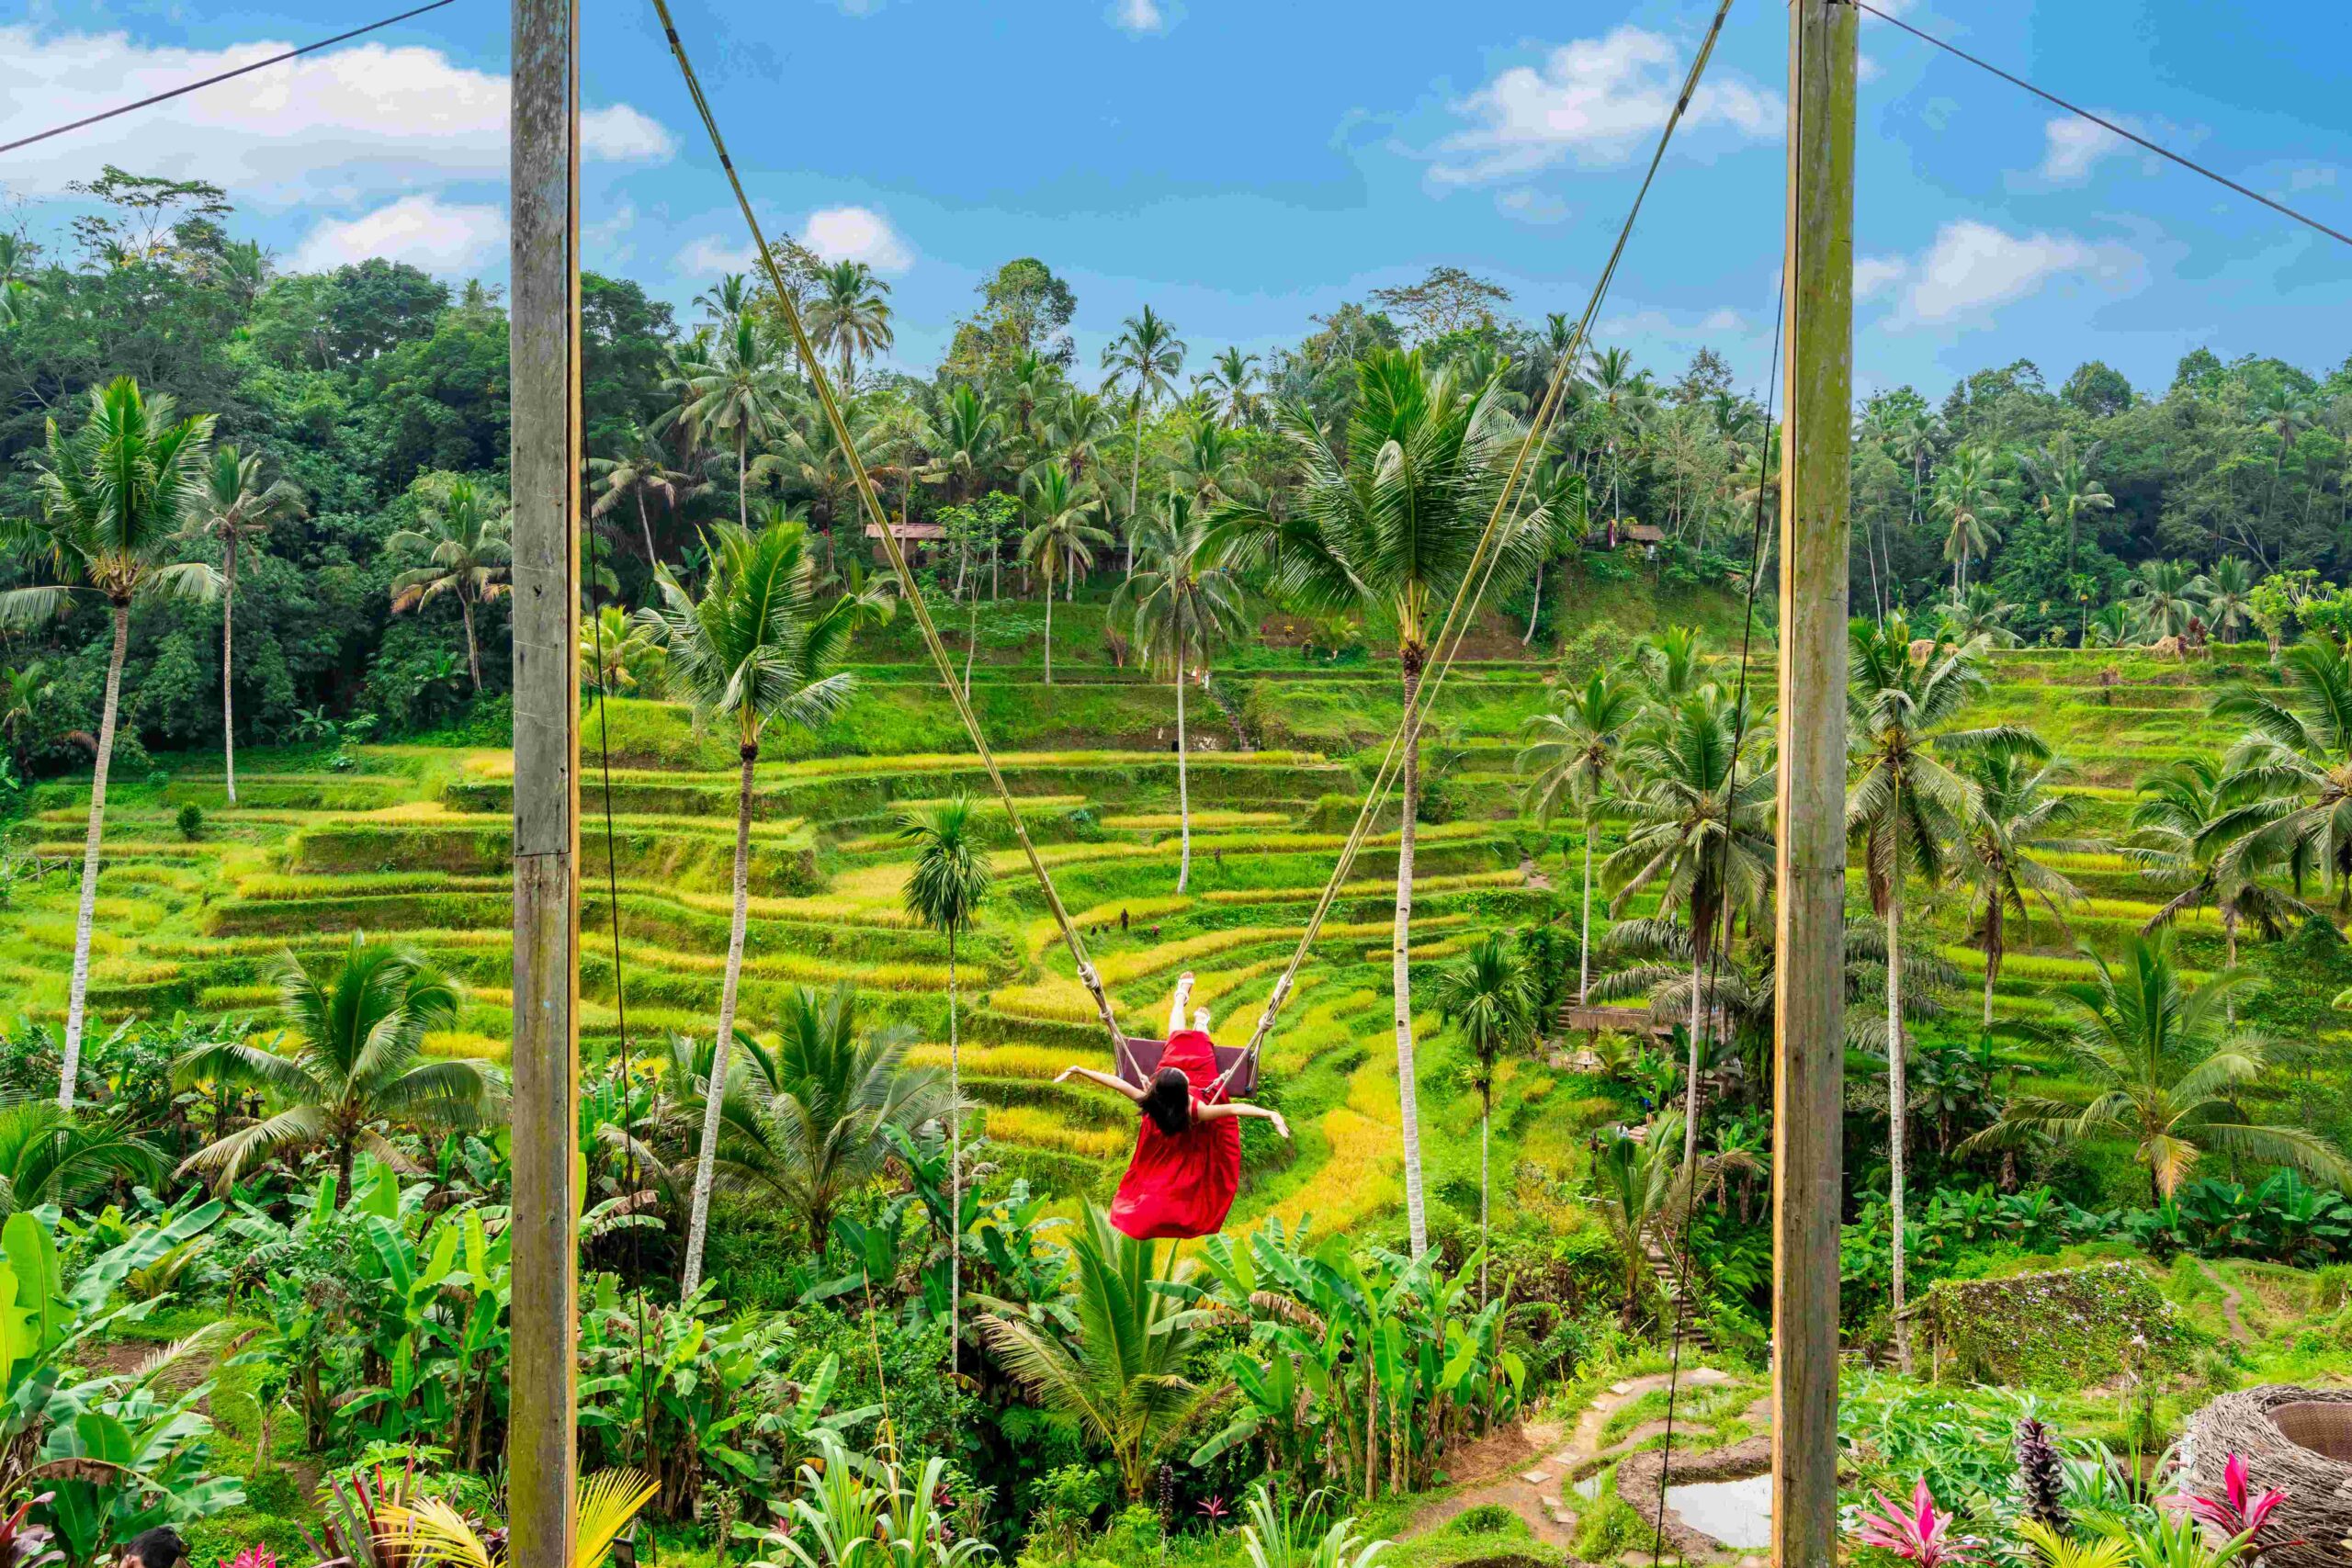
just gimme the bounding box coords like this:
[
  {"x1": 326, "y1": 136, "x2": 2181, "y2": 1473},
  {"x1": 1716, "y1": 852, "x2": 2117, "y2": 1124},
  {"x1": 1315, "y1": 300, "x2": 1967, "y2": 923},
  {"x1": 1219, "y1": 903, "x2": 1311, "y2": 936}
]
[{"x1": 1108, "y1": 1030, "x2": 1243, "y2": 1241}]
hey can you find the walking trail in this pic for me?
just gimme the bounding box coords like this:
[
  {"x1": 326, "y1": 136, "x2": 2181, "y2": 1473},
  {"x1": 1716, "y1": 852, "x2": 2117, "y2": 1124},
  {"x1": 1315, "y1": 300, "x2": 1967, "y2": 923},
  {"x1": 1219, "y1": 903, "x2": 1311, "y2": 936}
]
[{"x1": 1407, "y1": 1366, "x2": 1772, "y2": 1564}]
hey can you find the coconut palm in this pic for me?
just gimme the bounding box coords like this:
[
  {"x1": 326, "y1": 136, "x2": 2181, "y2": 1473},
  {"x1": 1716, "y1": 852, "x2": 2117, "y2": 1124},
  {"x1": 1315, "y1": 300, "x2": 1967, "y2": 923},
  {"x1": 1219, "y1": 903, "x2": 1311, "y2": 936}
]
[
  {"x1": 0, "y1": 378, "x2": 218, "y2": 1104},
  {"x1": 1430, "y1": 931, "x2": 1537, "y2": 1303},
  {"x1": 923, "y1": 384, "x2": 1007, "y2": 512},
  {"x1": 1582, "y1": 345, "x2": 1649, "y2": 525},
  {"x1": 1960, "y1": 935, "x2": 2350, "y2": 1202},
  {"x1": 1111, "y1": 493, "x2": 1250, "y2": 890},
  {"x1": 2026, "y1": 434, "x2": 2114, "y2": 579},
  {"x1": 663, "y1": 316, "x2": 794, "y2": 533},
  {"x1": 1204, "y1": 347, "x2": 1549, "y2": 1257},
  {"x1": 1518, "y1": 669, "x2": 1641, "y2": 1004},
  {"x1": 1955, "y1": 748, "x2": 2091, "y2": 1031},
  {"x1": 589, "y1": 423, "x2": 700, "y2": 567},
  {"x1": 178, "y1": 446, "x2": 304, "y2": 807},
  {"x1": 579, "y1": 604, "x2": 663, "y2": 696},
  {"x1": 806, "y1": 261, "x2": 894, "y2": 389},
  {"x1": 1100, "y1": 305, "x2": 1187, "y2": 568},
  {"x1": 637, "y1": 518, "x2": 887, "y2": 1292},
  {"x1": 1169, "y1": 414, "x2": 1242, "y2": 508},
  {"x1": 1936, "y1": 583, "x2": 2025, "y2": 649},
  {"x1": 175, "y1": 934, "x2": 504, "y2": 1203},
  {"x1": 0, "y1": 1100, "x2": 162, "y2": 1215},
  {"x1": 2210, "y1": 633, "x2": 2352, "y2": 907},
  {"x1": 0, "y1": 661, "x2": 53, "y2": 775},
  {"x1": 978, "y1": 1205, "x2": 1220, "y2": 1501},
  {"x1": 2201, "y1": 557, "x2": 2257, "y2": 644},
  {"x1": 1018, "y1": 463, "x2": 1112, "y2": 684},
  {"x1": 1040, "y1": 386, "x2": 1119, "y2": 494},
  {"x1": 1930, "y1": 444, "x2": 2006, "y2": 596},
  {"x1": 704, "y1": 982, "x2": 950, "y2": 1257},
  {"x1": 1587, "y1": 1116, "x2": 1755, "y2": 1328},
  {"x1": 387, "y1": 477, "x2": 511, "y2": 693},
  {"x1": 1204, "y1": 346, "x2": 1261, "y2": 427},
  {"x1": 1847, "y1": 615, "x2": 2034, "y2": 1369},
  {"x1": 897, "y1": 797, "x2": 993, "y2": 1376},
  {"x1": 2126, "y1": 559, "x2": 2210, "y2": 642},
  {"x1": 1604, "y1": 685, "x2": 1774, "y2": 1169},
  {"x1": 1521, "y1": 450, "x2": 1589, "y2": 645},
  {"x1": 2128, "y1": 756, "x2": 2307, "y2": 987}
]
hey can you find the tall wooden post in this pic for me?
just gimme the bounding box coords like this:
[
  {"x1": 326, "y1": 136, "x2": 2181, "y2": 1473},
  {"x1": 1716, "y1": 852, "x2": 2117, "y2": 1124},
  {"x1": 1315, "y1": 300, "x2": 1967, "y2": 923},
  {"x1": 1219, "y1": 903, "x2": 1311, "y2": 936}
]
[
  {"x1": 1773, "y1": 0, "x2": 1854, "y2": 1562},
  {"x1": 509, "y1": 3, "x2": 581, "y2": 1566}
]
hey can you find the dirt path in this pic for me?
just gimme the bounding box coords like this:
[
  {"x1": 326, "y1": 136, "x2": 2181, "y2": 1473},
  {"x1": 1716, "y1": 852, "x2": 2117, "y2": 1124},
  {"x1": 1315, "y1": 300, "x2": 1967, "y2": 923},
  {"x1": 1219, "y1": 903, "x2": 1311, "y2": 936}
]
[
  {"x1": 1521, "y1": 855, "x2": 1554, "y2": 892},
  {"x1": 1407, "y1": 1366, "x2": 1745, "y2": 1559},
  {"x1": 2199, "y1": 1260, "x2": 2252, "y2": 1343}
]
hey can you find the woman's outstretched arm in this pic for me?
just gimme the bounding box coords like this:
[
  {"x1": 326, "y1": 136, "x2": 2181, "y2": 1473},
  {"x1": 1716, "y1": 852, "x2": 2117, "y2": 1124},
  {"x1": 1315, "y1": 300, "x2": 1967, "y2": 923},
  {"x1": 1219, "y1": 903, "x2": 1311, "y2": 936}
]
[
  {"x1": 1056, "y1": 1065, "x2": 1147, "y2": 1103},
  {"x1": 1196, "y1": 1099, "x2": 1290, "y2": 1139}
]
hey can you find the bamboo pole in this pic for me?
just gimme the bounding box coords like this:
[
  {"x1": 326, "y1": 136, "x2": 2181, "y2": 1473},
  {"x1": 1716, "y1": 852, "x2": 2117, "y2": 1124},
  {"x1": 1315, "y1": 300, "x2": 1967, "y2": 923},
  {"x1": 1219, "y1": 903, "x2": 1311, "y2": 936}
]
[
  {"x1": 509, "y1": 3, "x2": 582, "y2": 1566},
  {"x1": 1772, "y1": 0, "x2": 1855, "y2": 1562}
]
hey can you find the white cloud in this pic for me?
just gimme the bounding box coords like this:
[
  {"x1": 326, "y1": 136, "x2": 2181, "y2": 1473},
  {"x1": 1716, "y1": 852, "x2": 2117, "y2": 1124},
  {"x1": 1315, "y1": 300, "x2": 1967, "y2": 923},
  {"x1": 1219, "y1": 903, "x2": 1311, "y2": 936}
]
[
  {"x1": 584, "y1": 202, "x2": 637, "y2": 268},
  {"x1": 802, "y1": 206, "x2": 913, "y2": 272},
  {"x1": 674, "y1": 233, "x2": 760, "y2": 276},
  {"x1": 292, "y1": 195, "x2": 507, "y2": 274},
  {"x1": 1868, "y1": 220, "x2": 2141, "y2": 328},
  {"x1": 1495, "y1": 187, "x2": 1570, "y2": 225},
  {"x1": 1430, "y1": 27, "x2": 1781, "y2": 186},
  {"x1": 1111, "y1": 0, "x2": 1167, "y2": 33},
  {"x1": 0, "y1": 24, "x2": 672, "y2": 204},
  {"x1": 1701, "y1": 308, "x2": 1745, "y2": 332},
  {"x1": 2039, "y1": 117, "x2": 2123, "y2": 182}
]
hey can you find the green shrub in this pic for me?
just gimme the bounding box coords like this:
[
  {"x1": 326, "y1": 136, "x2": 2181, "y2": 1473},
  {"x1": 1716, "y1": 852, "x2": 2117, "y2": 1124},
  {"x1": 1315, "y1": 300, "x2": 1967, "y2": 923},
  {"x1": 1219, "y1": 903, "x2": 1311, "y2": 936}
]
[{"x1": 176, "y1": 802, "x2": 205, "y2": 840}]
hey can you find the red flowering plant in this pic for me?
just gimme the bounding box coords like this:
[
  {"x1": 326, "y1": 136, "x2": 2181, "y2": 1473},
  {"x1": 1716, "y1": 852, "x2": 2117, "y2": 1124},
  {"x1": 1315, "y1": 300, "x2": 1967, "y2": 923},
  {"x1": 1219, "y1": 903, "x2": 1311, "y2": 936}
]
[
  {"x1": 2160, "y1": 1454, "x2": 2293, "y2": 1550},
  {"x1": 1851, "y1": 1478, "x2": 1979, "y2": 1565}
]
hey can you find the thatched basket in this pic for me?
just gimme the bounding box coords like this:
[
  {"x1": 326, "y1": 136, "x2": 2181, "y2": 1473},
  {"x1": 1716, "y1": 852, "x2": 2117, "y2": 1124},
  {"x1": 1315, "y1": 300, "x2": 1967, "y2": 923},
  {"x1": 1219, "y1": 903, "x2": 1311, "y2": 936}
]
[{"x1": 2182, "y1": 1385, "x2": 2352, "y2": 1568}]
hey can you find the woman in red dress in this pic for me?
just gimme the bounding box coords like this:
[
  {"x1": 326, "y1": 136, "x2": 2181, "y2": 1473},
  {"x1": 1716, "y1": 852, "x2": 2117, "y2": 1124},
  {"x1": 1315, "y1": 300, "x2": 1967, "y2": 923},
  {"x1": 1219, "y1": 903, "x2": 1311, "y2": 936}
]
[{"x1": 1055, "y1": 973, "x2": 1290, "y2": 1240}]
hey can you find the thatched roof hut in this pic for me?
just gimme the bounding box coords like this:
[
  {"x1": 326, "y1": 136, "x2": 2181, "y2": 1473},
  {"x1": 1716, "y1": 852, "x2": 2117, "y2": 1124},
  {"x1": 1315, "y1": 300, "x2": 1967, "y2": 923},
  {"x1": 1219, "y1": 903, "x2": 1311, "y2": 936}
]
[{"x1": 2182, "y1": 1385, "x2": 2352, "y2": 1568}]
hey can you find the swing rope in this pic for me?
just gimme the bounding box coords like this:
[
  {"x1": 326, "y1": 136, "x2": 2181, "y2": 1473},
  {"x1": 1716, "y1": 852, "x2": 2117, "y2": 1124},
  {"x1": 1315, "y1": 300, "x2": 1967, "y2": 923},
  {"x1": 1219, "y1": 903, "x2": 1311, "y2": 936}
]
[{"x1": 1216, "y1": 0, "x2": 1742, "y2": 1090}]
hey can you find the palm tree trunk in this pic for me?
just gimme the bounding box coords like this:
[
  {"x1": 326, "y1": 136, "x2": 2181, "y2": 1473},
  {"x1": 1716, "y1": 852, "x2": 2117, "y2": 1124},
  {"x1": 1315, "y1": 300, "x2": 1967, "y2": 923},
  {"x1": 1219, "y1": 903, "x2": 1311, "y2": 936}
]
[
  {"x1": 948, "y1": 934, "x2": 961, "y2": 1384},
  {"x1": 1175, "y1": 645, "x2": 1193, "y2": 895},
  {"x1": 682, "y1": 746, "x2": 757, "y2": 1295},
  {"x1": 737, "y1": 430, "x2": 749, "y2": 533},
  {"x1": 1126, "y1": 405, "x2": 1144, "y2": 574},
  {"x1": 1887, "y1": 892, "x2": 1912, "y2": 1374},
  {"x1": 1394, "y1": 652, "x2": 1430, "y2": 1259},
  {"x1": 336, "y1": 1133, "x2": 356, "y2": 1211},
  {"x1": 636, "y1": 492, "x2": 658, "y2": 567},
  {"x1": 963, "y1": 595, "x2": 978, "y2": 700},
  {"x1": 1578, "y1": 820, "x2": 1595, "y2": 1004},
  {"x1": 1683, "y1": 942, "x2": 1704, "y2": 1169},
  {"x1": 222, "y1": 532, "x2": 239, "y2": 808},
  {"x1": 2223, "y1": 910, "x2": 2237, "y2": 1026},
  {"x1": 1983, "y1": 900, "x2": 2001, "y2": 1032},
  {"x1": 1042, "y1": 570, "x2": 1055, "y2": 687},
  {"x1": 1479, "y1": 1102, "x2": 1490, "y2": 1307},
  {"x1": 1522, "y1": 556, "x2": 1544, "y2": 646},
  {"x1": 460, "y1": 597, "x2": 483, "y2": 692},
  {"x1": 60, "y1": 602, "x2": 130, "y2": 1109}
]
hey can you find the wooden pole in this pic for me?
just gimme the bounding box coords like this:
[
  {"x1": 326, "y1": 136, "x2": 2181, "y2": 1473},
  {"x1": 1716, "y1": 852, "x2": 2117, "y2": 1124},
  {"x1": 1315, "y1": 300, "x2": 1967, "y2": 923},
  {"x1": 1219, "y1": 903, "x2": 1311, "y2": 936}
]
[
  {"x1": 509, "y1": 3, "x2": 581, "y2": 1566},
  {"x1": 1772, "y1": 0, "x2": 1854, "y2": 1562}
]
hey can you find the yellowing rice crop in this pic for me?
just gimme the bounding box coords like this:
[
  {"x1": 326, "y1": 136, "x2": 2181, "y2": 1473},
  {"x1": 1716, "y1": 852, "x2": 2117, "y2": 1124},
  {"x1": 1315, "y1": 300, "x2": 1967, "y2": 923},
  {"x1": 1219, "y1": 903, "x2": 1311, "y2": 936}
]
[
  {"x1": 907, "y1": 1042, "x2": 1070, "y2": 1079},
  {"x1": 985, "y1": 1104, "x2": 1129, "y2": 1159}
]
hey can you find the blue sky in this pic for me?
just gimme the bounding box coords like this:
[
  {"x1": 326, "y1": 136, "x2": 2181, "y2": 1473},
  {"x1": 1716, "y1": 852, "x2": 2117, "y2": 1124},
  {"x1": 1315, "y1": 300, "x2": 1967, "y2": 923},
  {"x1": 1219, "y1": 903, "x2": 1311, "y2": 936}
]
[{"x1": 6, "y1": 0, "x2": 2347, "y2": 400}]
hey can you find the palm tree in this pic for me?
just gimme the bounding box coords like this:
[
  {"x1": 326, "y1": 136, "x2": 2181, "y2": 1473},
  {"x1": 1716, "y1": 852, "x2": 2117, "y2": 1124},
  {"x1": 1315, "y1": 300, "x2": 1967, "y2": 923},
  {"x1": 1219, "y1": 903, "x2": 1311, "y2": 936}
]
[
  {"x1": 1956, "y1": 748, "x2": 2090, "y2": 1031},
  {"x1": 0, "y1": 1100, "x2": 162, "y2": 1214},
  {"x1": 706, "y1": 982, "x2": 950, "y2": 1254},
  {"x1": 978, "y1": 1206, "x2": 1221, "y2": 1501},
  {"x1": 1587, "y1": 1116, "x2": 1754, "y2": 1329},
  {"x1": 1847, "y1": 615, "x2": 2031, "y2": 1369},
  {"x1": 0, "y1": 378, "x2": 218, "y2": 1104},
  {"x1": 1581, "y1": 346, "x2": 1647, "y2": 525},
  {"x1": 1100, "y1": 306, "x2": 1187, "y2": 569},
  {"x1": 1937, "y1": 583, "x2": 2025, "y2": 648},
  {"x1": 2125, "y1": 559, "x2": 2210, "y2": 641},
  {"x1": 1930, "y1": 444, "x2": 2005, "y2": 596},
  {"x1": 179, "y1": 446, "x2": 304, "y2": 807},
  {"x1": 1169, "y1": 414, "x2": 1242, "y2": 508},
  {"x1": 923, "y1": 384, "x2": 1007, "y2": 512},
  {"x1": 1521, "y1": 450, "x2": 1589, "y2": 646},
  {"x1": 1604, "y1": 685, "x2": 1774, "y2": 1169},
  {"x1": 1430, "y1": 931, "x2": 1536, "y2": 1303},
  {"x1": 589, "y1": 422, "x2": 699, "y2": 567},
  {"x1": 1519, "y1": 670, "x2": 1641, "y2": 1004},
  {"x1": 388, "y1": 477, "x2": 511, "y2": 692},
  {"x1": 0, "y1": 661, "x2": 53, "y2": 776},
  {"x1": 2026, "y1": 434, "x2": 2114, "y2": 580},
  {"x1": 579, "y1": 604, "x2": 663, "y2": 696},
  {"x1": 806, "y1": 261, "x2": 894, "y2": 389},
  {"x1": 637, "y1": 519, "x2": 887, "y2": 1292},
  {"x1": 1110, "y1": 493, "x2": 1250, "y2": 890},
  {"x1": 2129, "y1": 756, "x2": 2306, "y2": 987},
  {"x1": 2202, "y1": 557, "x2": 2257, "y2": 644},
  {"x1": 175, "y1": 934, "x2": 504, "y2": 1203},
  {"x1": 1204, "y1": 346, "x2": 1261, "y2": 426},
  {"x1": 1018, "y1": 464, "x2": 1111, "y2": 684},
  {"x1": 1960, "y1": 935, "x2": 2350, "y2": 1202},
  {"x1": 663, "y1": 317, "x2": 793, "y2": 533},
  {"x1": 2210, "y1": 634, "x2": 2352, "y2": 907},
  {"x1": 897, "y1": 798, "x2": 993, "y2": 1376},
  {"x1": 1204, "y1": 348, "x2": 1548, "y2": 1257}
]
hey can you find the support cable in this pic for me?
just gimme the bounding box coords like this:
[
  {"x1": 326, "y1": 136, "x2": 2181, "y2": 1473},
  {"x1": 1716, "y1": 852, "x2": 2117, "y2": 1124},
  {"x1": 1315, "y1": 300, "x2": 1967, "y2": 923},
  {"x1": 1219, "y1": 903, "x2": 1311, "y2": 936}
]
[
  {"x1": 1849, "y1": 0, "x2": 2352, "y2": 251},
  {"x1": 1, "y1": 0, "x2": 459, "y2": 156}
]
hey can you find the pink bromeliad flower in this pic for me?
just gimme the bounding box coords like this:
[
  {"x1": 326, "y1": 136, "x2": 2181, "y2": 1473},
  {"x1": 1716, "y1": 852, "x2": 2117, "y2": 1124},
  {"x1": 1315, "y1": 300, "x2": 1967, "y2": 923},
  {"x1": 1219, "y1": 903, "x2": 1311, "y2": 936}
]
[
  {"x1": 223, "y1": 1549, "x2": 277, "y2": 1568},
  {"x1": 1851, "y1": 1478, "x2": 1978, "y2": 1565},
  {"x1": 2161, "y1": 1453, "x2": 2290, "y2": 1541}
]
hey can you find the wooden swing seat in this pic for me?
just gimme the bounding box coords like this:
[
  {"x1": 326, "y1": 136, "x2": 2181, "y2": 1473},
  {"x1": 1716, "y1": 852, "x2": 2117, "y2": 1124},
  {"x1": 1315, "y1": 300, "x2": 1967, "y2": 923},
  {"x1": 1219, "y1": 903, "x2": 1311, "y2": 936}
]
[{"x1": 1115, "y1": 1036, "x2": 1258, "y2": 1098}]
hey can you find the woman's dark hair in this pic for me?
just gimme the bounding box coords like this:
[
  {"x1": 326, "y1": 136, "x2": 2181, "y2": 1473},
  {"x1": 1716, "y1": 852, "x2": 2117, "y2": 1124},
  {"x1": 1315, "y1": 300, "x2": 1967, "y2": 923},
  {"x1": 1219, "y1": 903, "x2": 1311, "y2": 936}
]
[{"x1": 1140, "y1": 1067, "x2": 1192, "y2": 1136}]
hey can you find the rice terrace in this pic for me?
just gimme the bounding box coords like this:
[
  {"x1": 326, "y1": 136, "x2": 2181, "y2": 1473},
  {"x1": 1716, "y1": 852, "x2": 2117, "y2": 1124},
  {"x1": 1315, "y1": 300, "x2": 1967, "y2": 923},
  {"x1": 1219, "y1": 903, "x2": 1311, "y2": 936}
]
[{"x1": 2, "y1": 2, "x2": 2350, "y2": 1567}]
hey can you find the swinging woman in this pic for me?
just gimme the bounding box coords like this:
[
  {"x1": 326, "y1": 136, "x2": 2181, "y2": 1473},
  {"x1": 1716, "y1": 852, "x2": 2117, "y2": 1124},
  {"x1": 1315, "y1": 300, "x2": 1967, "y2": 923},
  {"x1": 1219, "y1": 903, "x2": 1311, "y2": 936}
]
[{"x1": 1055, "y1": 972, "x2": 1290, "y2": 1240}]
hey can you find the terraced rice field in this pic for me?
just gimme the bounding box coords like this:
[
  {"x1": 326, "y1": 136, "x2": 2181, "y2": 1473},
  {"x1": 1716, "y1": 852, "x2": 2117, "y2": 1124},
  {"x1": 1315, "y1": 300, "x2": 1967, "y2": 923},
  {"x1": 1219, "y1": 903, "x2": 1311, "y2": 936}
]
[{"x1": 0, "y1": 645, "x2": 2302, "y2": 1237}]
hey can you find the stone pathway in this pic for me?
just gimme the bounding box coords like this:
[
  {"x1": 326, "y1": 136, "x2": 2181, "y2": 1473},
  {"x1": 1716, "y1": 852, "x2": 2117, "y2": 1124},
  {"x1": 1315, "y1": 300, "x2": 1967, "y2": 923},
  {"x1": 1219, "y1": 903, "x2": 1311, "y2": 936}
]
[{"x1": 1408, "y1": 1366, "x2": 1760, "y2": 1562}]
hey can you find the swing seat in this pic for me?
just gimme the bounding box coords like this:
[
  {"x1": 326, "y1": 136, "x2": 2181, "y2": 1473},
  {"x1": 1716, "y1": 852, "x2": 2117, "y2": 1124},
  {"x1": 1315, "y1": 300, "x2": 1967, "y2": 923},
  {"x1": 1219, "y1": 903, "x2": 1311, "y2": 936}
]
[{"x1": 1116, "y1": 1036, "x2": 1257, "y2": 1098}]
